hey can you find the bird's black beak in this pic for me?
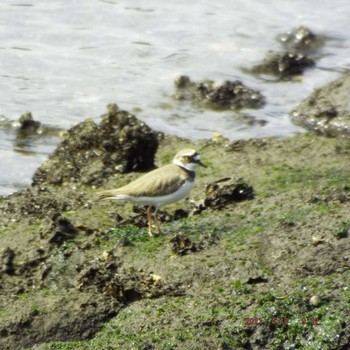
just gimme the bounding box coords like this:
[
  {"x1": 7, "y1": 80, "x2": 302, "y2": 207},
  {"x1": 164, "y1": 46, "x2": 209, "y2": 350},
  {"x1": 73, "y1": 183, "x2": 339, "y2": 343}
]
[{"x1": 198, "y1": 160, "x2": 207, "y2": 168}]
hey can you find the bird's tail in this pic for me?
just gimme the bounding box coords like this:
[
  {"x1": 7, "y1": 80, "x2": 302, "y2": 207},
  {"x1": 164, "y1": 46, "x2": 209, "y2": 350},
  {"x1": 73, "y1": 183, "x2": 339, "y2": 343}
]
[{"x1": 96, "y1": 190, "x2": 119, "y2": 201}]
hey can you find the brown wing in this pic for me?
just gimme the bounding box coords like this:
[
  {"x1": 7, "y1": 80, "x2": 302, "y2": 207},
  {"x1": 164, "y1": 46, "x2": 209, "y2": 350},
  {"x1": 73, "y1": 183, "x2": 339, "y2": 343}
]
[{"x1": 98, "y1": 164, "x2": 189, "y2": 199}]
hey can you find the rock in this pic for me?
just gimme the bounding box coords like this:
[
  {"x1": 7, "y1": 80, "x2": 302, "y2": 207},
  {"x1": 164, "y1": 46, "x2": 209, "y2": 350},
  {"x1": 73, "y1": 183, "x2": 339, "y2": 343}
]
[
  {"x1": 200, "y1": 177, "x2": 254, "y2": 211},
  {"x1": 32, "y1": 104, "x2": 159, "y2": 186},
  {"x1": 46, "y1": 216, "x2": 79, "y2": 246},
  {"x1": 174, "y1": 76, "x2": 265, "y2": 110},
  {"x1": 310, "y1": 295, "x2": 320, "y2": 307},
  {"x1": 169, "y1": 234, "x2": 197, "y2": 256},
  {"x1": 168, "y1": 232, "x2": 219, "y2": 256},
  {"x1": 18, "y1": 112, "x2": 41, "y2": 136},
  {"x1": 211, "y1": 132, "x2": 229, "y2": 144},
  {"x1": 291, "y1": 75, "x2": 350, "y2": 137},
  {"x1": 277, "y1": 26, "x2": 325, "y2": 52},
  {"x1": 14, "y1": 112, "x2": 63, "y2": 140},
  {"x1": 1, "y1": 247, "x2": 15, "y2": 275},
  {"x1": 251, "y1": 51, "x2": 315, "y2": 79}
]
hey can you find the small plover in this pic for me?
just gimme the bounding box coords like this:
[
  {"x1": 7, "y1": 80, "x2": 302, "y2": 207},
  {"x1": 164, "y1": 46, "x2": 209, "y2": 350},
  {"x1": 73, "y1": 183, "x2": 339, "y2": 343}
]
[{"x1": 98, "y1": 149, "x2": 206, "y2": 236}]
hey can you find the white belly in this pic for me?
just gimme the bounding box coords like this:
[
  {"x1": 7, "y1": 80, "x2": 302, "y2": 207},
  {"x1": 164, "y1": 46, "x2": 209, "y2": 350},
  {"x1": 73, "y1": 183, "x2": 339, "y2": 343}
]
[{"x1": 114, "y1": 179, "x2": 195, "y2": 208}]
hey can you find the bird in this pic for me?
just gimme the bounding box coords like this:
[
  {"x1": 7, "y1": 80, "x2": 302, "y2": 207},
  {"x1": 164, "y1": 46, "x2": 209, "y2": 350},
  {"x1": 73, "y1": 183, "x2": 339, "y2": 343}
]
[{"x1": 97, "y1": 149, "x2": 206, "y2": 236}]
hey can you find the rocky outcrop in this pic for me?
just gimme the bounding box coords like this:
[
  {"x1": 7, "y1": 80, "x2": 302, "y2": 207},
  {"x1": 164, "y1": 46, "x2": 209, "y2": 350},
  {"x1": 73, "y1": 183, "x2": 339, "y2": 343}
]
[{"x1": 291, "y1": 74, "x2": 350, "y2": 137}]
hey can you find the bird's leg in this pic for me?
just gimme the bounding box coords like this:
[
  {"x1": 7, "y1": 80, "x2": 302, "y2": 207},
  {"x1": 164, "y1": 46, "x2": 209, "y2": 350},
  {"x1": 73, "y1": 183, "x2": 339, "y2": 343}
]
[
  {"x1": 154, "y1": 208, "x2": 162, "y2": 235},
  {"x1": 147, "y1": 206, "x2": 154, "y2": 236}
]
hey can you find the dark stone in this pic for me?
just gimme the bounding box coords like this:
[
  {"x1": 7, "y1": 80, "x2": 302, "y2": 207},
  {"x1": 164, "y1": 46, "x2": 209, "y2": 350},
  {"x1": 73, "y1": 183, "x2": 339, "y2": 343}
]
[
  {"x1": 32, "y1": 104, "x2": 159, "y2": 186},
  {"x1": 174, "y1": 76, "x2": 265, "y2": 110},
  {"x1": 169, "y1": 234, "x2": 197, "y2": 256},
  {"x1": 47, "y1": 216, "x2": 79, "y2": 246},
  {"x1": 18, "y1": 112, "x2": 41, "y2": 136},
  {"x1": 1, "y1": 247, "x2": 15, "y2": 275},
  {"x1": 278, "y1": 26, "x2": 325, "y2": 53},
  {"x1": 291, "y1": 75, "x2": 350, "y2": 137},
  {"x1": 203, "y1": 178, "x2": 255, "y2": 210},
  {"x1": 172, "y1": 209, "x2": 189, "y2": 221},
  {"x1": 251, "y1": 51, "x2": 315, "y2": 79},
  {"x1": 246, "y1": 276, "x2": 268, "y2": 284}
]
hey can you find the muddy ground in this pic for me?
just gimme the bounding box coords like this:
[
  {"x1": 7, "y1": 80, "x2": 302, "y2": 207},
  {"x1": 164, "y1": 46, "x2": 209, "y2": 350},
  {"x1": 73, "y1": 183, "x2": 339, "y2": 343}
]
[{"x1": 1, "y1": 105, "x2": 350, "y2": 349}]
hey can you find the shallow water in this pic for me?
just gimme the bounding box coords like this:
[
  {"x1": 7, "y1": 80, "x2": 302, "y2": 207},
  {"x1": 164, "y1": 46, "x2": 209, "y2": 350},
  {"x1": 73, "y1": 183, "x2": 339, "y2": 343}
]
[{"x1": 1, "y1": 0, "x2": 350, "y2": 194}]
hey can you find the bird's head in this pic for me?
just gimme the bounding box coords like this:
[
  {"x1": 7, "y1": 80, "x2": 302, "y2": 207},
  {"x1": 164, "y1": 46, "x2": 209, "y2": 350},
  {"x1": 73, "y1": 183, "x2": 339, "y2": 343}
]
[{"x1": 173, "y1": 149, "x2": 206, "y2": 171}]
